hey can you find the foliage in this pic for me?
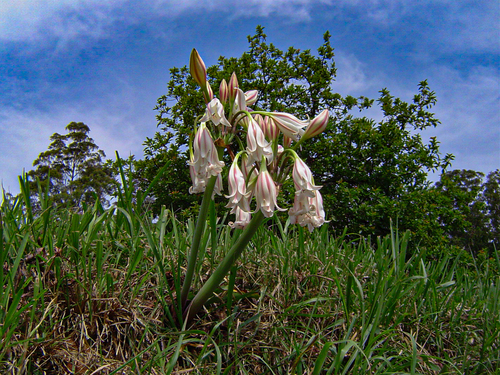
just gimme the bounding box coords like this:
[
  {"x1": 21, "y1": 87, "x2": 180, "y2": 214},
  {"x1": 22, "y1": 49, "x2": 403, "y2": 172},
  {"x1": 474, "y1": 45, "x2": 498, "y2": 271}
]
[
  {"x1": 304, "y1": 81, "x2": 454, "y2": 244},
  {"x1": 138, "y1": 26, "x2": 369, "y2": 217},
  {"x1": 138, "y1": 26, "x2": 455, "y2": 252},
  {"x1": 1, "y1": 178, "x2": 498, "y2": 373},
  {"x1": 436, "y1": 169, "x2": 500, "y2": 256},
  {"x1": 26, "y1": 122, "x2": 115, "y2": 210}
]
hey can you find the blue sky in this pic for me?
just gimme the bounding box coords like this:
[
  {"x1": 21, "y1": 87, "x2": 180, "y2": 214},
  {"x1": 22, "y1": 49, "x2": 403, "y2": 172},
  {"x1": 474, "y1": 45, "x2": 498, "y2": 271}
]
[{"x1": 1, "y1": 0, "x2": 499, "y2": 194}]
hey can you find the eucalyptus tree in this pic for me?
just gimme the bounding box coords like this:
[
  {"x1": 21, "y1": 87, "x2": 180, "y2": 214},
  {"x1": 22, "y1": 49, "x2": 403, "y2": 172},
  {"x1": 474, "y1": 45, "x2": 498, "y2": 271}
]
[{"x1": 27, "y1": 121, "x2": 115, "y2": 210}]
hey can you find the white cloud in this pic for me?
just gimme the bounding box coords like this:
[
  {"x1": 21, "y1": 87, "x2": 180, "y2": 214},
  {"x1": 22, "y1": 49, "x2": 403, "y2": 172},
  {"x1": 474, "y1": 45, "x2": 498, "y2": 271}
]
[
  {"x1": 334, "y1": 52, "x2": 384, "y2": 95},
  {"x1": 0, "y1": 86, "x2": 152, "y2": 195},
  {"x1": 0, "y1": 0, "x2": 334, "y2": 45},
  {"x1": 423, "y1": 65, "x2": 500, "y2": 174},
  {"x1": 0, "y1": 0, "x2": 117, "y2": 44}
]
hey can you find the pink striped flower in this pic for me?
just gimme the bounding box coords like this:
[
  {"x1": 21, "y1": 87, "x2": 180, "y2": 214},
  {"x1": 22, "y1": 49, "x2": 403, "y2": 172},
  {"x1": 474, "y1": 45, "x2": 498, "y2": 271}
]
[
  {"x1": 254, "y1": 165, "x2": 284, "y2": 217},
  {"x1": 269, "y1": 112, "x2": 309, "y2": 141},
  {"x1": 228, "y1": 206, "x2": 252, "y2": 229},
  {"x1": 246, "y1": 118, "x2": 273, "y2": 166},
  {"x1": 226, "y1": 160, "x2": 250, "y2": 213},
  {"x1": 201, "y1": 98, "x2": 231, "y2": 127},
  {"x1": 189, "y1": 123, "x2": 224, "y2": 194},
  {"x1": 289, "y1": 190, "x2": 326, "y2": 232},
  {"x1": 292, "y1": 157, "x2": 321, "y2": 195}
]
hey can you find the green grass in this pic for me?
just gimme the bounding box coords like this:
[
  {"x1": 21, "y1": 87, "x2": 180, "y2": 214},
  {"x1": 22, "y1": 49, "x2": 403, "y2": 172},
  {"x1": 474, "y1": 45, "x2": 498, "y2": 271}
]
[{"x1": 1, "y1": 181, "x2": 499, "y2": 374}]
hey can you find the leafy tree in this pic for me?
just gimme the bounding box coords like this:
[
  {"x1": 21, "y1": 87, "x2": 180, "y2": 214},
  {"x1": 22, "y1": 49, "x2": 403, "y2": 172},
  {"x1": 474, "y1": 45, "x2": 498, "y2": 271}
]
[
  {"x1": 142, "y1": 26, "x2": 368, "y2": 216},
  {"x1": 27, "y1": 122, "x2": 115, "y2": 209},
  {"x1": 306, "y1": 82, "x2": 454, "y2": 242},
  {"x1": 436, "y1": 169, "x2": 499, "y2": 256},
  {"x1": 138, "y1": 26, "x2": 454, "y2": 247},
  {"x1": 483, "y1": 170, "x2": 500, "y2": 248}
]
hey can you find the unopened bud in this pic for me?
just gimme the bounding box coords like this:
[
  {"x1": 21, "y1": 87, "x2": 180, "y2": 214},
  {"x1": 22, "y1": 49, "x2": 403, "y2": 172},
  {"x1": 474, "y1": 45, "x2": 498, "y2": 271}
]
[
  {"x1": 203, "y1": 81, "x2": 214, "y2": 103},
  {"x1": 189, "y1": 48, "x2": 207, "y2": 88},
  {"x1": 302, "y1": 109, "x2": 330, "y2": 140},
  {"x1": 245, "y1": 90, "x2": 258, "y2": 106},
  {"x1": 219, "y1": 79, "x2": 229, "y2": 105},
  {"x1": 228, "y1": 72, "x2": 239, "y2": 102},
  {"x1": 263, "y1": 116, "x2": 279, "y2": 140}
]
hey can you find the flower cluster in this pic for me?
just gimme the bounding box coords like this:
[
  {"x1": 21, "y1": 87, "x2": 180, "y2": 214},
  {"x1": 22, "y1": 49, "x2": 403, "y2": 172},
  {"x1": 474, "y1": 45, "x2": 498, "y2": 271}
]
[{"x1": 188, "y1": 49, "x2": 330, "y2": 231}]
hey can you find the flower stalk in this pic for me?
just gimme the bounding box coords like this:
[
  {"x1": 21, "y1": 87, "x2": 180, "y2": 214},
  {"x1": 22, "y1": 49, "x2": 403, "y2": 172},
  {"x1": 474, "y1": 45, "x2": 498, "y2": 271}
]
[
  {"x1": 184, "y1": 210, "x2": 265, "y2": 322},
  {"x1": 178, "y1": 49, "x2": 330, "y2": 325},
  {"x1": 180, "y1": 174, "x2": 217, "y2": 309}
]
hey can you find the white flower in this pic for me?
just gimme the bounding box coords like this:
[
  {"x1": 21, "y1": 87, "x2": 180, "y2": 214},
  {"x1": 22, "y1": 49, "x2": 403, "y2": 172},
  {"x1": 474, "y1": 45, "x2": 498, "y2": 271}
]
[
  {"x1": 228, "y1": 207, "x2": 252, "y2": 229},
  {"x1": 246, "y1": 118, "x2": 273, "y2": 166},
  {"x1": 289, "y1": 190, "x2": 326, "y2": 232},
  {"x1": 189, "y1": 123, "x2": 224, "y2": 194},
  {"x1": 292, "y1": 157, "x2": 321, "y2": 195},
  {"x1": 269, "y1": 112, "x2": 309, "y2": 141},
  {"x1": 253, "y1": 167, "x2": 284, "y2": 218},
  {"x1": 233, "y1": 88, "x2": 248, "y2": 114},
  {"x1": 201, "y1": 98, "x2": 231, "y2": 127},
  {"x1": 226, "y1": 161, "x2": 250, "y2": 213},
  {"x1": 189, "y1": 163, "x2": 206, "y2": 194}
]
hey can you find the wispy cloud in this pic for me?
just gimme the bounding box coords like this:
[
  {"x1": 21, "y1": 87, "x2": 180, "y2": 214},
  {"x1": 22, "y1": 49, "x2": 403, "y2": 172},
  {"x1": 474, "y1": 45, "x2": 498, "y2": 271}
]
[
  {"x1": 0, "y1": 0, "x2": 333, "y2": 46},
  {"x1": 423, "y1": 64, "x2": 500, "y2": 173},
  {"x1": 0, "y1": 77, "x2": 154, "y2": 194}
]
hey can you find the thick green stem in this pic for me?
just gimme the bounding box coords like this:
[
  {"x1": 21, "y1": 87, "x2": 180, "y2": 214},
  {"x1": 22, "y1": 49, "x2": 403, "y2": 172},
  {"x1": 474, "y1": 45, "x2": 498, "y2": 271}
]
[
  {"x1": 184, "y1": 211, "x2": 265, "y2": 322},
  {"x1": 180, "y1": 175, "x2": 217, "y2": 308}
]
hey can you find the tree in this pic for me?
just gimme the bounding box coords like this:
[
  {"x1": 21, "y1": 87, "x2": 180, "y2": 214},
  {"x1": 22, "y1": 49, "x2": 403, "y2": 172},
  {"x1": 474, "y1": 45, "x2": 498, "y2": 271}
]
[
  {"x1": 436, "y1": 169, "x2": 500, "y2": 256},
  {"x1": 141, "y1": 25, "x2": 369, "y2": 216},
  {"x1": 305, "y1": 81, "x2": 454, "y2": 242},
  {"x1": 138, "y1": 26, "x2": 453, "y2": 247},
  {"x1": 483, "y1": 170, "x2": 500, "y2": 249},
  {"x1": 27, "y1": 122, "x2": 115, "y2": 209}
]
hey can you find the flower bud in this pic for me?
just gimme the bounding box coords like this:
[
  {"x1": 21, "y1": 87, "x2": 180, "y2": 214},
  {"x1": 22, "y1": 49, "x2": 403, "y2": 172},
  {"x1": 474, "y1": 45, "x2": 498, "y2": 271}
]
[
  {"x1": 228, "y1": 72, "x2": 239, "y2": 102},
  {"x1": 263, "y1": 116, "x2": 279, "y2": 140},
  {"x1": 302, "y1": 109, "x2": 329, "y2": 140},
  {"x1": 245, "y1": 90, "x2": 258, "y2": 106},
  {"x1": 219, "y1": 79, "x2": 229, "y2": 105},
  {"x1": 203, "y1": 81, "x2": 214, "y2": 103},
  {"x1": 189, "y1": 48, "x2": 207, "y2": 88}
]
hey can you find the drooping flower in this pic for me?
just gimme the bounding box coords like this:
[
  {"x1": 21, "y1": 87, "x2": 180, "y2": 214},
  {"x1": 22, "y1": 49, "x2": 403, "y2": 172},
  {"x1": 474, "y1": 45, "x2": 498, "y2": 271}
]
[
  {"x1": 228, "y1": 206, "x2": 252, "y2": 229},
  {"x1": 292, "y1": 157, "x2": 321, "y2": 195},
  {"x1": 302, "y1": 109, "x2": 329, "y2": 140},
  {"x1": 253, "y1": 159, "x2": 285, "y2": 217},
  {"x1": 201, "y1": 98, "x2": 231, "y2": 127},
  {"x1": 189, "y1": 123, "x2": 224, "y2": 194},
  {"x1": 189, "y1": 162, "x2": 206, "y2": 194},
  {"x1": 189, "y1": 49, "x2": 206, "y2": 88},
  {"x1": 246, "y1": 118, "x2": 273, "y2": 166},
  {"x1": 226, "y1": 160, "x2": 250, "y2": 213},
  {"x1": 289, "y1": 190, "x2": 326, "y2": 232},
  {"x1": 268, "y1": 112, "x2": 309, "y2": 141}
]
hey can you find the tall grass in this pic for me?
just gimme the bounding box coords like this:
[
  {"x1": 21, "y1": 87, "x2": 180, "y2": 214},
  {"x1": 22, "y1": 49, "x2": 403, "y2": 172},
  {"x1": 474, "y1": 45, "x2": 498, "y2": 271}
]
[{"x1": 0, "y1": 177, "x2": 498, "y2": 374}]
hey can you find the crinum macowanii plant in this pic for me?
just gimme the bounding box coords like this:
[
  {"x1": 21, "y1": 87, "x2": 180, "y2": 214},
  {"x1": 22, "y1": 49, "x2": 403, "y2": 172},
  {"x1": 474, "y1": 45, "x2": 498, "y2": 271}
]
[{"x1": 181, "y1": 48, "x2": 329, "y2": 323}]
